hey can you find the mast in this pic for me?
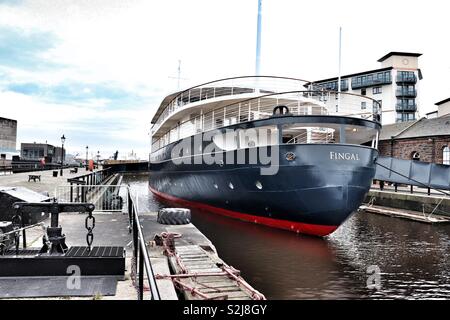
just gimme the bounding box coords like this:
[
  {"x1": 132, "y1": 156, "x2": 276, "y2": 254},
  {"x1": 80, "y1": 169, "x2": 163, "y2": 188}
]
[
  {"x1": 337, "y1": 27, "x2": 342, "y2": 112},
  {"x1": 255, "y1": 0, "x2": 262, "y2": 76},
  {"x1": 177, "y1": 60, "x2": 181, "y2": 90}
]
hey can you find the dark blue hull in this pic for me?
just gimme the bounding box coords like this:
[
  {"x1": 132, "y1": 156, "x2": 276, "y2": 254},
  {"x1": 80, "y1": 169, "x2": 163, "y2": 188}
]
[{"x1": 149, "y1": 143, "x2": 378, "y2": 236}]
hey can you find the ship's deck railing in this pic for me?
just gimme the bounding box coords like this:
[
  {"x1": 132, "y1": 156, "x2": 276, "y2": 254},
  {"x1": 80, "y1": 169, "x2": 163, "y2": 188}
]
[
  {"x1": 152, "y1": 76, "x2": 310, "y2": 133},
  {"x1": 151, "y1": 90, "x2": 381, "y2": 152}
]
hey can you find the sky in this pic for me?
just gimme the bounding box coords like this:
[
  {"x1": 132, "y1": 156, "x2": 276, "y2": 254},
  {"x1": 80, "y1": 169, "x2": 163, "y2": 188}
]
[{"x1": 0, "y1": 0, "x2": 449, "y2": 159}]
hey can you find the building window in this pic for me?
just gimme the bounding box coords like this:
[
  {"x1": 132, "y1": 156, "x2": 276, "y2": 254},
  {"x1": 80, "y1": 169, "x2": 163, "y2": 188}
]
[
  {"x1": 373, "y1": 87, "x2": 382, "y2": 94},
  {"x1": 412, "y1": 152, "x2": 420, "y2": 161},
  {"x1": 361, "y1": 88, "x2": 366, "y2": 96},
  {"x1": 396, "y1": 112, "x2": 416, "y2": 123},
  {"x1": 373, "y1": 100, "x2": 382, "y2": 113},
  {"x1": 443, "y1": 146, "x2": 450, "y2": 165}
]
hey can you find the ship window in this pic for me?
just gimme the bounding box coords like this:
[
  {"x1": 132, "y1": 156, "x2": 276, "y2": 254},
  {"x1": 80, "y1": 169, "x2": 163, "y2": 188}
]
[
  {"x1": 282, "y1": 124, "x2": 337, "y2": 144},
  {"x1": 282, "y1": 122, "x2": 378, "y2": 146},
  {"x1": 237, "y1": 125, "x2": 278, "y2": 149},
  {"x1": 228, "y1": 182, "x2": 234, "y2": 190},
  {"x1": 213, "y1": 183, "x2": 219, "y2": 189},
  {"x1": 255, "y1": 181, "x2": 263, "y2": 190}
]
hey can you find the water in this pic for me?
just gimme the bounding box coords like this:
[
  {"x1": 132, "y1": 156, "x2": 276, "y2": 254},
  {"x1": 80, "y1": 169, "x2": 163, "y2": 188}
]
[{"x1": 124, "y1": 174, "x2": 450, "y2": 300}]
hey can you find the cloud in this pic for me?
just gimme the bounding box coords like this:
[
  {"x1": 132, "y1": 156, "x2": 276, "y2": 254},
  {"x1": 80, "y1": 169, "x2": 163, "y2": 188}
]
[
  {"x1": 1, "y1": 0, "x2": 450, "y2": 160},
  {"x1": 0, "y1": 26, "x2": 61, "y2": 70},
  {"x1": 4, "y1": 81, "x2": 146, "y2": 107},
  {"x1": 0, "y1": 0, "x2": 24, "y2": 7}
]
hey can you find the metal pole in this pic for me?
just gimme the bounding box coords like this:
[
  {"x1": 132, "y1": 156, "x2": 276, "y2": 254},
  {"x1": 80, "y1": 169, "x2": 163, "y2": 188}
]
[
  {"x1": 139, "y1": 244, "x2": 144, "y2": 300},
  {"x1": 337, "y1": 26, "x2": 342, "y2": 113},
  {"x1": 255, "y1": 0, "x2": 262, "y2": 76},
  {"x1": 86, "y1": 146, "x2": 89, "y2": 171},
  {"x1": 60, "y1": 143, "x2": 64, "y2": 176}
]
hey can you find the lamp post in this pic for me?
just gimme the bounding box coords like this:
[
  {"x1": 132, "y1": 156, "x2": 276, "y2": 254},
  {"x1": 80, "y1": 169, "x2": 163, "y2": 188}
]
[
  {"x1": 60, "y1": 134, "x2": 66, "y2": 176},
  {"x1": 86, "y1": 146, "x2": 89, "y2": 171},
  {"x1": 97, "y1": 151, "x2": 100, "y2": 169}
]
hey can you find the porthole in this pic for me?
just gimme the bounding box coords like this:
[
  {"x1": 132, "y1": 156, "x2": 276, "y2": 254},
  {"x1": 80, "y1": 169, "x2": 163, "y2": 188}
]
[
  {"x1": 255, "y1": 181, "x2": 263, "y2": 190},
  {"x1": 214, "y1": 183, "x2": 219, "y2": 189},
  {"x1": 228, "y1": 182, "x2": 234, "y2": 189}
]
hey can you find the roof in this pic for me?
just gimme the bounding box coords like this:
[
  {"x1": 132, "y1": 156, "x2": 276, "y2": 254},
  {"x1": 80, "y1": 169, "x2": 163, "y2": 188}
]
[
  {"x1": 379, "y1": 120, "x2": 418, "y2": 140},
  {"x1": 379, "y1": 115, "x2": 450, "y2": 140},
  {"x1": 310, "y1": 67, "x2": 393, "y2": 85},
  {"x1": 436, "y1": 98, "x2": 450, "y2": 106},
  {"x1": 151, "y1": 90, "x2": 184, "y2": 124},
  {"x1": 0, "y1": 117, "x2": 17, "y2": 123},
  {"x1": 377, "y1": 52, "x2": 422, "y2": 62}
]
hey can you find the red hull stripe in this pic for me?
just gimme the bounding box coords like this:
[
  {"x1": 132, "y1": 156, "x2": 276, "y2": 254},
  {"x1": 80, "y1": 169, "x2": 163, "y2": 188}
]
[{"x1": 149, "y1": 186, "x2": 338, "y2": 237}]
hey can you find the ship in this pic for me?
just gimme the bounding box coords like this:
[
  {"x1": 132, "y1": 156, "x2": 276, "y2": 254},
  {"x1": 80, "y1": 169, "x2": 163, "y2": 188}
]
[{"x1": 149, "y1": 76, "x2": 381, "y2": 236}]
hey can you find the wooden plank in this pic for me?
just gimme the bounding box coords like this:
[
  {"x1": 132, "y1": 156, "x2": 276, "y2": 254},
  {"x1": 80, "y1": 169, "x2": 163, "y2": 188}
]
[
  {"x1": 360, "y1": 205, "x2": 450, "y2": 224},
  {"x1": 167, "y1": 244, "x2": 257, "y2": 300},
  {"x1": 196, "y1": 280, "x2": 238, "y2": 287},
  {"x1": 151, "y1": 257, "x2": 178, "y2": 300},
  {"x1": 206, "y1": 291, "x2": 252, "y2": 299}
]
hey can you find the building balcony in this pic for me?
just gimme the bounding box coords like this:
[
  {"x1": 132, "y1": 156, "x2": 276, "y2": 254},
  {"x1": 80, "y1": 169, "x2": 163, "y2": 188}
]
[
  {"x1": 396, "y1": 103, "x2": 417, "y2": 112},
  {"x1": 351, "y1": 77, "x2": 391, "y2": 89},
  {"x1": 396, "y1": 89, "x2": 417, "y2": 97},
  {"x1": 396, "y1": 74, "x2": 417, "y2": 84},
  {"x1": 315, "y1": 82, "x2": 349, "y2": 92}
]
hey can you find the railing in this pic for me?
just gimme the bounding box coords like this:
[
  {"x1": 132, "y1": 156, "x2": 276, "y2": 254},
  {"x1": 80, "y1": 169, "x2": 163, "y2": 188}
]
[
  {"x1": 65, "y1": 168, "x2": 113, "y2": 204},
  {"x1": 127, "y1": 188, "x2": 161, "y2": 300},
  {"x1": 67, "y1": 168, "x2": 112, "y2": 187},
  {"x1": 0, "y1": 165, "x2": 13, "y2": 175},
  {"x1": 396, "y1": 74, "x2": 417, "y2": 83},
  {"x1": 313, "y1": 80, "x2": 349, "y2": 92},
  {"x1": 351, "y1": 76, "x2": 392, "y2": 89},
  {"x1": 152, "y1": 76, "x2": 310, "y2": 134},
  {"x1": 396, "y1": 88, "x2": 417, "y2": 97},
  {"x1": 10, "y1": 161, "x2": 72, "y2": 173},
  {"x1": 375, "y1": 156, "x2": 450, "y2": 195},
  {"x1": 396, "y1": 103, "x2": 417, "y2": 112},
  {"x1": 53, "y1": 183, "x2": 161, "y2": 300},
  {"x1": 151, "y1": 90, "x2": 382, "y2": 152},
  {"x1": 55, "y1": 184, "x2": 127, "y2": 212}
]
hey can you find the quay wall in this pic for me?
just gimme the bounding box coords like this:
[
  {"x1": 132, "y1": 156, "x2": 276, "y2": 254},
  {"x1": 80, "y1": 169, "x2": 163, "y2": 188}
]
[
  {"x1": 103, "y1": 161, "x2": 148, "y2": 173},
  {"x1": 364, "y1": 190, "x2": 450, "y2": 217}
]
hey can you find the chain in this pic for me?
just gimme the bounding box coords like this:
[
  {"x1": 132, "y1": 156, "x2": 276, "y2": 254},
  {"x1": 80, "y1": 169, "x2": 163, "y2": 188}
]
[
  {"x1": 11, "y1": 211, "x2": 22, "y2": 253},
  {"x1": 85, "y1": 211, "x2": 95, "y2": 251}
]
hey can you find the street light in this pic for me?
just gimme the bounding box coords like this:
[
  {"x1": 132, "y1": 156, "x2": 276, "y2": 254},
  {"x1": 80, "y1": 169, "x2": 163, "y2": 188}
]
[
  {"x1": 60, "y1": 134, "x2": 66, "y2": 176},
  {"x1": 97, "y1": 151, "x2": 100, "y2": 169},
  {"x1": 86, "y1": 146, "x2": 89, "y2": 171}
]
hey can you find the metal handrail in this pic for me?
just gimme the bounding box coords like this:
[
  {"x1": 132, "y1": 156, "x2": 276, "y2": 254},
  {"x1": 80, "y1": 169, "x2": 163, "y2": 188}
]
[
  {"x1": 152, "y1": 76, "x2": 310, "y2": 133},
  {"x1": 127, "y1": 187, "x2": 161, "y2": 300},
  {"x1": 65, "y1": 168, "x2": 113, "y2": 204},
  {"x1": 151, "y1": 90, "x2": 382, "y2": 153}
]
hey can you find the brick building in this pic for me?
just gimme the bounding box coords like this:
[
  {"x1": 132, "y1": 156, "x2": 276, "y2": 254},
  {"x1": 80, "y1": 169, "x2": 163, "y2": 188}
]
[
  {"x1": 0, "y1": 117, "x2": 18, "y2": 165},
  {"x1": 379, "y1": 111, "x2": 450, "y2": 165}
]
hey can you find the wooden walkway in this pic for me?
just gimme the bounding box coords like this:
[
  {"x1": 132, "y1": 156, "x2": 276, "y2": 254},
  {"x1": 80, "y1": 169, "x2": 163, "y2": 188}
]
[{"x1": 166, "y1": 244, "x2": 263, "y2": 300}]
